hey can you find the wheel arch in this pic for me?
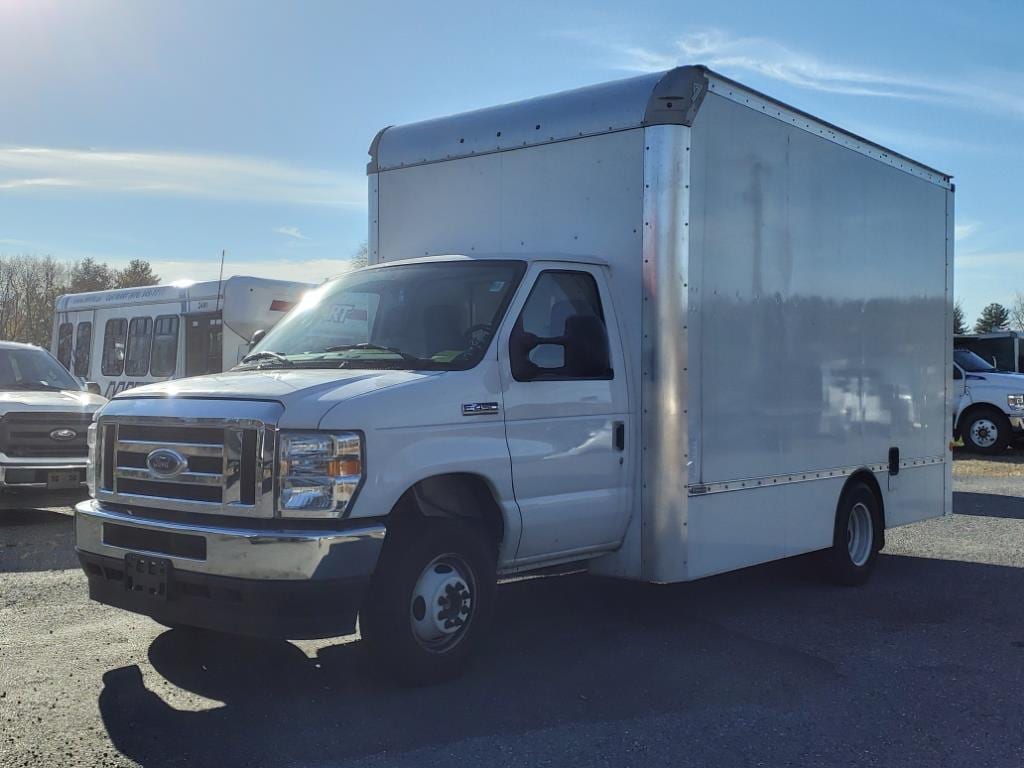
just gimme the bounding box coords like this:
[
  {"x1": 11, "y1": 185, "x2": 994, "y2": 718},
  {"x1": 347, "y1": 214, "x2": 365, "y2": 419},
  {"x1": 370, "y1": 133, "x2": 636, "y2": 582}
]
[
  {"x1": 387, "y1": 472, "x2": 508, "y2": 557},
  {"x1": 955, "y1": 401, "x2": 1003, "y2": 433},
  {"x1": 843, "y1": 469, "x2": 886, "y2": 547}
]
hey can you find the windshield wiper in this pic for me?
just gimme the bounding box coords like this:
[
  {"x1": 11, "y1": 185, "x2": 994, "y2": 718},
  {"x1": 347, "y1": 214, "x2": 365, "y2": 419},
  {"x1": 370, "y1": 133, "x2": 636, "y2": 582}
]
[
  {"x1": 7, "y1": 382, "x2": 65, "y2": 391},
  {"x1": 322, "y1": 343, "x2": 423, "y2": 363},
  {"x1": 240, "y1": 350, "x2": 295, "y2": 367}
]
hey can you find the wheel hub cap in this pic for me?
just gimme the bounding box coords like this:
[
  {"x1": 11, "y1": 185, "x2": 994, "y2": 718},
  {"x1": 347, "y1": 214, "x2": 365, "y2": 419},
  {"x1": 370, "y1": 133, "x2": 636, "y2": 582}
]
[
  {"x1": 846, "y1": 502, "x2": 873, "y2": 567},
  {"x1": 970, "y1": 419, "x2": 998, "y2": 448},
  {"x1": 410, "y1": 556, "x2": 474, "y2": 651}
]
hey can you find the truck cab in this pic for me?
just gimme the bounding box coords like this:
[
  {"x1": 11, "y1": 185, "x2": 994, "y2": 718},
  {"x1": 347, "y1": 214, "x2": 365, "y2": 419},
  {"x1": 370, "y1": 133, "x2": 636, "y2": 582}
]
[{"x1": 953, "y1": 348, "x2": 1024, "y2": 453}]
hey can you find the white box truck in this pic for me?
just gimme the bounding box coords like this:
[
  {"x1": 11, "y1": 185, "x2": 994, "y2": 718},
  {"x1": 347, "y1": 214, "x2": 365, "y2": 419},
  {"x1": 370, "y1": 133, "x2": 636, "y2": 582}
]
[
  {"x1": 52, "y1": 276, "x2": 313, "y2": 398},
  {"x1": 75, "y1": 66, "x2": 953, "y2": 684}
]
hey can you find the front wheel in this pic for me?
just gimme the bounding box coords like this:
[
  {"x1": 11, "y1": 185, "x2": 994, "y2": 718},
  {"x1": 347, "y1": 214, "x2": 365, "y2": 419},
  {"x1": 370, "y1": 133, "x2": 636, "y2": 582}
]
[
  {"x1": 961, "y1": 408, "x2": 1011, "y2": 455},
  {"x1": 824, "y1": 481, "x2": 882, "y2": 586},
  {"x1": 360, "y1": 519, "x2": 496, "y2": 686}
]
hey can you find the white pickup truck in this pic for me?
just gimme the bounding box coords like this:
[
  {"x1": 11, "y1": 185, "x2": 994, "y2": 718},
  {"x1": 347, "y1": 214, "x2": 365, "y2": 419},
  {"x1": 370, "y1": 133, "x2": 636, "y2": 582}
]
[
  {"x1": 0, "y1": 341, "x2": 106, "y2": 505},
  {"x1": 953, "y1": 348, "x2": 1024, "y2": 453},
  {"x1": 75, "y1": 65, "x2": 952, "y2": 684}
]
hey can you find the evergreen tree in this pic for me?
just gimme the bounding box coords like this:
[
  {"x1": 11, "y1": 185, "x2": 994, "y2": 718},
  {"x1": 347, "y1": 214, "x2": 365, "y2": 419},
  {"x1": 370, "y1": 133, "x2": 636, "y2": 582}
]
[
  {"x1": 974, "y1": 302, "x2": 1010, "y2": 334},
  {"x1": 115, "y1": 259, "x2": 161, "y2": 288},
  {"x1": 953, "y1": 301, "x2": 967, "y2": 335}
]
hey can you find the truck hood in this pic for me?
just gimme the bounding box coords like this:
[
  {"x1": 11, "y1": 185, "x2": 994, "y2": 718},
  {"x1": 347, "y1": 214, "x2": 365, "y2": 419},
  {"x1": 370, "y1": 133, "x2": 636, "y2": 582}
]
[
  {"x1": 967, "y1": 371, "x2": 1024, "y2": 390},
  {"x1": 0, "y1": 389, "x2": 106, "y2": 415},
  {"x1": 114, "y1": 368, "x2": 445, "y2": 427}
]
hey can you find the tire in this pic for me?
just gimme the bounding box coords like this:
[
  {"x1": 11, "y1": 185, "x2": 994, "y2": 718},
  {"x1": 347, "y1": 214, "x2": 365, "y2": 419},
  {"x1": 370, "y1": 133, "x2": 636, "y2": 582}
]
[
  {"x1": 824, "y1": 481, "x2": 882, "y2": 586},
  {"x1": 360, "y1": 518, "x2": 496, "y2": 686},
  {"x1": 960, "y1": 408, "x2": 1011, "y2": 455}
]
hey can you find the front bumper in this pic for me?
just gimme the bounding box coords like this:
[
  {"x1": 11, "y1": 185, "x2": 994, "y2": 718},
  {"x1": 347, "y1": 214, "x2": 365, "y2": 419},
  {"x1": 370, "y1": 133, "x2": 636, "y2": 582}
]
[
  {"x1": 75, "y1": 500, "x2": 387, "y2": 639},
  {"x1": 0, "y1": 459, "x2": 87, "y2": 490},
  {"x1": 1010, "y1": 415, "x2": 1024, "y2": 432}
]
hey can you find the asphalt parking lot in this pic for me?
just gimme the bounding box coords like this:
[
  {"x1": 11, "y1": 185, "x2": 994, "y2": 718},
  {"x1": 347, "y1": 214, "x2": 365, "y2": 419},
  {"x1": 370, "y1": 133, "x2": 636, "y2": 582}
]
[{"x1": 3, "y1": 458, "x2": 1024, "y2": 768}]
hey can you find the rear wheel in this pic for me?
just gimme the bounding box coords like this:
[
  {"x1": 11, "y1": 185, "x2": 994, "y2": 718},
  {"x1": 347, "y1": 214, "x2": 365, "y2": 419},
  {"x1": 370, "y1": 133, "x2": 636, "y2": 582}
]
[
  {"x1": 360, "y1": 518, "x2": 496, "y2": 686},
  {"x1": 824, "y1": 481, "x2": 882, "y2": 586},
  {"x1": 961, "y1": 408, "x2": 1011, "y2": 455}
]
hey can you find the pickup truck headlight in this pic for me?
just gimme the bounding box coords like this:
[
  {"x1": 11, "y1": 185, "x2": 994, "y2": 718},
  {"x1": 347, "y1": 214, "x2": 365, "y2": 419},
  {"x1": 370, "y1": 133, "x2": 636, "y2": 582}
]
[
  {"x1": 1008, "y1": 394, "x2": 1024, "y2": 411},
  {"x1": 86, "y1": 423, "x2": 98, "y2": 497},
  {"x1": 278, "y1": 431, "x2": 363, "y2": 517}
]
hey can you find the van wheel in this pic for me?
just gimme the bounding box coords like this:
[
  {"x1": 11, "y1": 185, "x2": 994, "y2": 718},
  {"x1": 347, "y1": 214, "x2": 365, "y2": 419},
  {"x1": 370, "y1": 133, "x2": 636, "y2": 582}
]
[
  {"x1": 961, "y1": 408, "x2": 1011, "y2": 454},
  {"x1": 360, "y1": 519, "x2": 496, "y2": 686},
  {"x1": 824, "y1": 481, "x2": 882, "y2": 586}
]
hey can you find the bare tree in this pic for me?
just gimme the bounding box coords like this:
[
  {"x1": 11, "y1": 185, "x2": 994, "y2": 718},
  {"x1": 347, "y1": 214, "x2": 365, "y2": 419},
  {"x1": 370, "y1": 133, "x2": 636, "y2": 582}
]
[
  {"x1": 349, "y1": 241, "x2": 369, "y2": 270},
  {"x1": 0, "y1": 255, "x2": 70, "y2": 347},
  {"x1": 1010, "y1": 293, "x2": 1024, "y2": 333}
]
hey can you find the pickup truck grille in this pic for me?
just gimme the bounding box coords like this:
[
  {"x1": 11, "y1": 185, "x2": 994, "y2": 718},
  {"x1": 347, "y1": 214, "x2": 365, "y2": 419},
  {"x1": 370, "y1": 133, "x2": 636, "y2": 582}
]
[
  {"x1": 0, "y1": 412, "x2": 93, "y2": 458},
  {"x1": 95, "y1": 416, "x2": 276, "y2": 518}
]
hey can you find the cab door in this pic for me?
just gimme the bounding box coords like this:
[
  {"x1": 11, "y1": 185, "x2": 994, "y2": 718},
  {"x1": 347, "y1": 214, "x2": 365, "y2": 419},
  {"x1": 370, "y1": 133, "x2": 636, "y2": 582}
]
[
  {"x1": 185, "y1": 313, "x2": 223, "y2": 377},
  {"x1": 498, "y1": 264, "x2": 631, "y2": 562}
]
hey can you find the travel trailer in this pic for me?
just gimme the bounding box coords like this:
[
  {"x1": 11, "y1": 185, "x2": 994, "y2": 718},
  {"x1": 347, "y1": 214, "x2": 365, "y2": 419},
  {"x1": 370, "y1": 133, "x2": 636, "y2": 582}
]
[{"x1": 52, "y1": 276, "x2": 313, "y2": 397}]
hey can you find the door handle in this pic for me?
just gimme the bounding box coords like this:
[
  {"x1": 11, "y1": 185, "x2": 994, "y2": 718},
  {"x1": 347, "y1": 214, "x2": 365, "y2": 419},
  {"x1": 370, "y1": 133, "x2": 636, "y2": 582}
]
[{"x1": 613, "y1": 421, "x2": 625, "y2": 451}]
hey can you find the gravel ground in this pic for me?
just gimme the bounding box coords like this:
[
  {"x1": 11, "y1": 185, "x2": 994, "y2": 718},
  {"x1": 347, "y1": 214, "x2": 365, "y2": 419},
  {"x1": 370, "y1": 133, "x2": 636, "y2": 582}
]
[{"x1": 2, "y1": 462, "x2": 1024, "y2": 768}]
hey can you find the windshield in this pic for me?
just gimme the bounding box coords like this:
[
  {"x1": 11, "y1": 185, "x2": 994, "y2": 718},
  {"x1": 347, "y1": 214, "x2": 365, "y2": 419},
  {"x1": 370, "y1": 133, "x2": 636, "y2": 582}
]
[
  {"x1": 0, "y1": 347, "x2": 83, "y2": 391},
  {"x1": 954, "y1": 349, "x2": 997, "y2": 373},
  {"x1": 240, "y1": 260, "x2": 526, "y2": 371}
]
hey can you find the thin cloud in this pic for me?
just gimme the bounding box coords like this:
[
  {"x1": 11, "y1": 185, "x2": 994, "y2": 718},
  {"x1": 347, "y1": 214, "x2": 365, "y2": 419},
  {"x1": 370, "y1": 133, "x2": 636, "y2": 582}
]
[
  {"x1": 955, "y1": 221, "x2": 981, "y2": 242},
  {"x1": 274, "y1": 226, "x2": 309, "y2": 241},
  {"x1": 578, "y1": 28, "x2": 1024, "y2": 119},
  {"x1": 107, "y1": 257, "x2": 358, "y2": 285},
  {"x1": 0, "y1": 147, "x2": 365, "y2": 207}
]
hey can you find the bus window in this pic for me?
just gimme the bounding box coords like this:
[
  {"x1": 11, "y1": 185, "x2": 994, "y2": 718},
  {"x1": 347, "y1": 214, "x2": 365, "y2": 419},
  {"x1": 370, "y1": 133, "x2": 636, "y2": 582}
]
[
  {"x1": 186, "y1": 314, "x2": 223, "y2": 376},
  {"x1": 101, "y1": 318, "x2": 128, "y2": 376},
  {"x1": 57, "y1": 323, "x2": 73, "y2": 369},
  {"x1": 125, "y1": 317, "x2": 153, "y2": 376},
  {"x1": 74, "y1": 322, "x2": 92, "y2": 377},
  {"x1": 151, "y1": 316, "x2": 179, "y2": 377}
]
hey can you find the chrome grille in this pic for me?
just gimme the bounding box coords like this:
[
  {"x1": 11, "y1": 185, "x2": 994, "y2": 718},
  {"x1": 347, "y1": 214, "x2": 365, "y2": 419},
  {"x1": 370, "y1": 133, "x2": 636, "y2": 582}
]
[
  {"x1": 94, "y1": 405, "x2": 279, "y2": 518},
  {"x1": 0, "y1": 412, "x2": 93, "y2": 458}
]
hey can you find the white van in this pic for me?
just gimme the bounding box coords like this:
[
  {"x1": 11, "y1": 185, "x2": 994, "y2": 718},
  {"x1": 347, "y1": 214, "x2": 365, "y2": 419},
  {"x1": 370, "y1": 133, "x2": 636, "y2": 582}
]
[
  {"x1": 76, "y1": 66, "x2": 952, "y2": 684},
  {"x1": 51, "y1": 276, "x2": 312, "y2": 397}
]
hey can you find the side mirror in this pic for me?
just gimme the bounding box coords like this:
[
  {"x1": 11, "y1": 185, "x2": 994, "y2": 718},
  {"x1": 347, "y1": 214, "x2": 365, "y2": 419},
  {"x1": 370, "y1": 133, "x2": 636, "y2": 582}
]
[
  {"x1": 85, "y1": 381, "x2": 102, "y2": 396},
  {"x1": 250, "y1": 329, "x2": 267, "y2": 346},
  {"x1": 510, "y1": 315, "x2": 610, "y2": 380}
]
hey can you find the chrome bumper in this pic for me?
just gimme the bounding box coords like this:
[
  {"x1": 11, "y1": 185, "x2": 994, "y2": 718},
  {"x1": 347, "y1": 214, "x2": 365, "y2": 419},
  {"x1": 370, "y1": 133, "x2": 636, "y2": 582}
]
[
  {"x1": 1, "y1": 459, "x2": 87, "y2": 488},
  {"x1": 74, "y1": 499, "x2": 386, "y2": 581}
]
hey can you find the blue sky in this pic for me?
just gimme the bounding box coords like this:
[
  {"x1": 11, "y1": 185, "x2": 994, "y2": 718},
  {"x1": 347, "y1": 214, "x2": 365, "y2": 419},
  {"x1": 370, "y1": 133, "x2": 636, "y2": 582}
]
[{"x1": 0, "y1": 0, "x2": 1021, "y2": 324}]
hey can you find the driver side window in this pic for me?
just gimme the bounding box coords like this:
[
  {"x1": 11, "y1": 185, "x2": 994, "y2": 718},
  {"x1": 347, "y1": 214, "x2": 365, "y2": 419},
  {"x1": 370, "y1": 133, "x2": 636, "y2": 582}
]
[
  {"x1": 953, "y1": 366, "x2": 963, "y2": 380},
  {"x1": 510, "y1": 270, "x2": 612, "y2": 382}
]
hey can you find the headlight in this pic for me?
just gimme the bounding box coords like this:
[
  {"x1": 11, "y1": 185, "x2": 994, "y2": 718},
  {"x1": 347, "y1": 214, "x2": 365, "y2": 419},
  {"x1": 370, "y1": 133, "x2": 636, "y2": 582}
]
[
  {"x1": 1008, "y1": 394, "x2": 1024, "y2": 411},
  {"x1": 278, "y1": 431, "x2": 363, "y2": 517},
  {"x1": 86, "y1": 423, "x2": 98, "y2": 497}
]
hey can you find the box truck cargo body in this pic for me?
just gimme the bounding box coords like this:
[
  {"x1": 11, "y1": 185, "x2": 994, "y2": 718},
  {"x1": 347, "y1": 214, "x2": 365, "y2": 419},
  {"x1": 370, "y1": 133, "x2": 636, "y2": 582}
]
[
  {"x1": 368, "y1": 65, "x2": 953, "y2": 583},
  {"x1": 76, "y1": 66, "x2": 952, "y2": 683}
]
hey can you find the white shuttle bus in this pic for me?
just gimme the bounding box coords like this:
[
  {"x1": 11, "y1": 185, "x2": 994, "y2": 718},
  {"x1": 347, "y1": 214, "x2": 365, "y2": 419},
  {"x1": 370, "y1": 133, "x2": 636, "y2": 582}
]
[{"x1": 52, "y1": 276, "x2": 313, "y2": 397}]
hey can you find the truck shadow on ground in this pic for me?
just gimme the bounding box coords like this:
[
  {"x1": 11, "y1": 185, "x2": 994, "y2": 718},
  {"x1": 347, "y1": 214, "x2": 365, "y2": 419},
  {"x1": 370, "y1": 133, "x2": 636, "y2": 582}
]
[
  {"x1": 954, "y1": 491, "x2": 1024, "y2": 520},
  {"x1": 96, "y1": 551, "x2": 1024, "y2": 767}
]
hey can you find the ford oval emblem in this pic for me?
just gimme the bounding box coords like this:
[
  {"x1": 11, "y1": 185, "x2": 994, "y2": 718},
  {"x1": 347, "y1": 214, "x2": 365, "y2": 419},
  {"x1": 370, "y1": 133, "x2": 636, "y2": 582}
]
[
  {"x1": 146, "y1": 448, "x2": 188, "y2": 478},
  {"x1": 49, "y1": 428, "x2": 77, "y2": 441}
]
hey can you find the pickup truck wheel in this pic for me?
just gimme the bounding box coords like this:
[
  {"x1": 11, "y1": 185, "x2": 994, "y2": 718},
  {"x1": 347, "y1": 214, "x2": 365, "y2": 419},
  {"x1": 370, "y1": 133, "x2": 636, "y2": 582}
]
[
  {"x1": 824, "y1": 481, "x2": 882, "y2": 586},
  {"x1": 961, "y1": 408, "x2": 1011, "y2": 454},
  {"x1": 360, "y1": 519, "x2": 496, "y2": 686}
]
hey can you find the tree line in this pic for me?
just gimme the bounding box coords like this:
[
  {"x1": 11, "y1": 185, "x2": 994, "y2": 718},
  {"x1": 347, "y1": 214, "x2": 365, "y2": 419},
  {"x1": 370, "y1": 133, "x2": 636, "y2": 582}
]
[
  {"x1": 0, "y1": 254, "x2": 160, "y2": 348},
  {"x1": 954, "y1": 298, "x2": 1024, "y2": 335}
]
